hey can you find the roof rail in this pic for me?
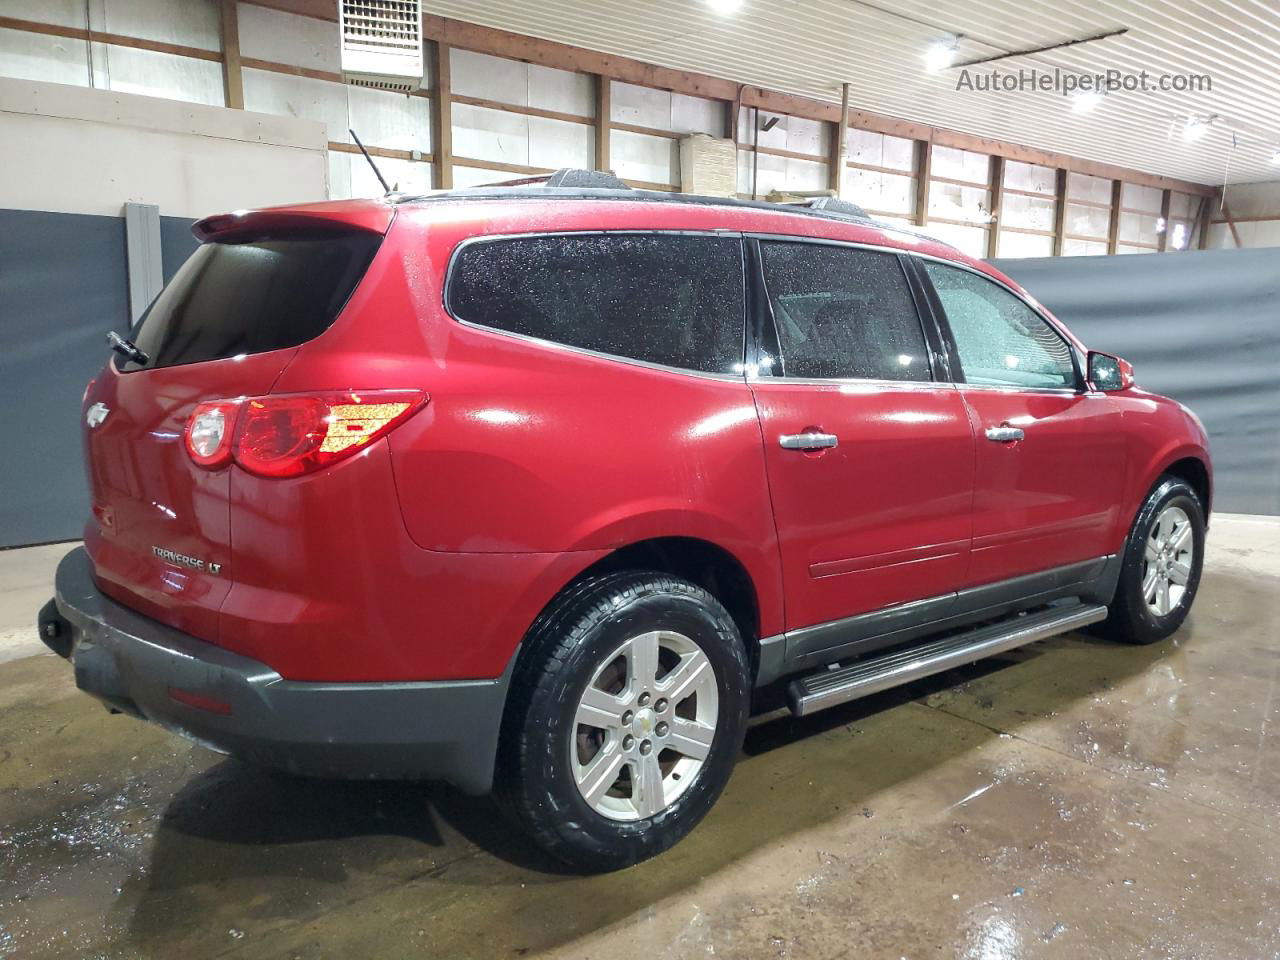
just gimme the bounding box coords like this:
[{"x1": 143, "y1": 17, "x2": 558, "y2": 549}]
[
  {"x1": 394, "y1": 168, "x2": 909, "y2": 232},
  {"x1": 802, "y1": 196, "x2": 872, "y2": 220},
  {"x1": 475, "y1": 168, "x2": 631, "y2": 190},
  {"x1": 544, "y1": 168, "x2": 630, "y2": 189}
]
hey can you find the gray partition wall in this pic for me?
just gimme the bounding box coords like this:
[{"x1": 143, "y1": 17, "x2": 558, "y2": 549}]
[
  {"x1": 994, "y1": 248, "x2": 1280, "y2": 516},
  {"x1": 0, "y1": 210, "x2": 197, "y2": 548}
]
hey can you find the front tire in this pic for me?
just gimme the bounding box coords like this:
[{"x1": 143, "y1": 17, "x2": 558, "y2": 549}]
[
  {"x1": 499, "y1": 571, "x2": 750, "y2": 872},
  {"x1": 1099, "y1": 476, "x2": 1206, "y2": 645}
]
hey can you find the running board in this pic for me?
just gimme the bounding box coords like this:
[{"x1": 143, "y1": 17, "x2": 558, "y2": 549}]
[{"x1": 786, "y1": 602, "x2": 1108, "y2": 717}]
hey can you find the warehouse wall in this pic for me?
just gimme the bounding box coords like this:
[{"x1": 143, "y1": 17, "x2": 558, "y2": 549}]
[
  {"x1": 0, "y1": 78, "x2": 326, "y2": 217},
  {"x1": 1204, "y1": 181, "x2": 1280, "y2": 249},
  {"x1": 0, "y1": 76, "x2": 326, "y2": 547},
  {"x1": 995, "y1": 249, "x2": 1280, "y2": 516},
  {"x1": 0, "y1": 0, "x2": 1219, "y2": 256}
]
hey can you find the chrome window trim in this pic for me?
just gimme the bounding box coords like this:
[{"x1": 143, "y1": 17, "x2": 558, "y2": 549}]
[
  {"x1": 749, "y1": 375, "x2": 958, "y2": 391},
  {"x1": 955, "y1": 382, "x2": 1082, "y2": 396},
  {"x1": 443, "y1": 229, "x2": 749, "y2": 383}
]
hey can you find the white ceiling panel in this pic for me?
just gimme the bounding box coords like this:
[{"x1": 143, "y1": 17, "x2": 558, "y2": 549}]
[{"x1": 427, "y1": 0, "x2": 1280, "y2": 185}]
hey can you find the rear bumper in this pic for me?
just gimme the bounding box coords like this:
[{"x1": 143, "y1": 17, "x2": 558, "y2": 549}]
[{"x1": 41, "y1": 547, "x2": 509, "y2": 794}]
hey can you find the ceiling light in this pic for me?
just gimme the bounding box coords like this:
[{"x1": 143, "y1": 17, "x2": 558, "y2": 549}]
[
  {"x1": 705, "y1": 0, "x2": 743, "y2": 14},
  {"x1": 1182, "y1": 116, "x2": 1211, "y2": 142},
  {"x1": 1071, "y1": 90, "x2": 1104, "y2": 113},
  {"x1": 923, "y1": 37, "x2": 959, "y2": 73},
  {"x1": 1271, "y1": 149, "x2": 1280, "y2": 165}
]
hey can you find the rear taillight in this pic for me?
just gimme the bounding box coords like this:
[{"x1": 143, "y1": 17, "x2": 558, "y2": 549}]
[
  {"x1": 184, "y1": 390, "x2": 426, "y2": 478},
  {"x1": 185, "y1": 400, "x2": 238, "y2": 468}
]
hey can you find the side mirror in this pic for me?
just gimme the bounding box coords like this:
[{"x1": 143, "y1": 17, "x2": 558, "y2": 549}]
[{"x1": 1088, "y1": 351, "x2": 1135, "y2": 392}]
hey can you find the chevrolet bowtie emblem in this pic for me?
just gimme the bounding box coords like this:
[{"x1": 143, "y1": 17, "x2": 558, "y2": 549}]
[{"x1": 86, "y1": 403, "x2": 110, "y2": 428}]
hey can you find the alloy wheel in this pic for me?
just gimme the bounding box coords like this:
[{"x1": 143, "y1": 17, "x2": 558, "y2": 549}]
[
  {"x1": 1143, "y1": 504, "x2": 1194, "y2": 617},
  {"x1": 570, "y1": 630, "x2": 719, "y2": 822}
]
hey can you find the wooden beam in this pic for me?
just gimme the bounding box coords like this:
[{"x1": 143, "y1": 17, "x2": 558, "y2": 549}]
[
  {"x1": 453, "y1": 156, "x2": 553, "y2": 177},
  {"x1": 328, "y1": 141, "x2": 433, "y2": 163},
  {"x1": 240, "y1": 56, "x2": 342, "y2": 84},
  {"x1": 611, "y1": 121, "x2": 682, "y2": 140},
  {"x1": 595, "y1": 75, "x2": 611, "y2": 173},
  {"x1": 829, "y1": 82, "x2": 850, "y2": 195},
  {"x1": 1221, "y1": 198, "x2": 1243, "y2": 248},
  {"x1": 1208, "y1": 213, "x2": 1279, "y2": 224},
  {"x1": 423, "y1": 15, "x2": 737, "y2": 101},
  {"x1": 1157, "y1": 188, "x2": 1172, "y2": 252},
  {"x1": 1052, "y1": 168, "x2": 1068, "y2": 256},
  {"x1": 451, "y1": 93, "x2": 591, "y2": 126},
  {"x1": 1187, "y1": 195, "x2": 1208, "y2": 252},
  {"x1": 986, "y1": 155, "x2": 1004, "y2": 259},
  {"x1": 241, "y1": 0, "x2": 337, "y2": 20},
  {"x1": 219, "y1": 0, "x2": 244, "y2": 109},
  {"x1": 430, "y1": 42, "x2": 454, "y2": 190},
  {"x1": 0, "y1": 15, "x2": 220, "y2": 62},
  {"x1": 726, "y1": 86, "x2": 742, "y2": 146},
  {"x1": 1107, "y1": 179, "x2": 1123, "y2": 254},
  {"x1": 1195, "y1": 195, "x2": 1212, "y2": 250},
  {"x1": 761, "y1": 144, "x2": 827, "y2": 164},
  {"x1": 914, "y1": 138, "x2": 932, "y2": 227}
]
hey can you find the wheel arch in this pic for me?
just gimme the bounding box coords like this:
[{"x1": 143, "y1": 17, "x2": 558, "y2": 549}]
[
  {"x1": 1159, "y1": 454, "x2": 1212, "y2": 520},
  {"x1": 513, "y1": 536, "x2": 766, "y2": 682}
]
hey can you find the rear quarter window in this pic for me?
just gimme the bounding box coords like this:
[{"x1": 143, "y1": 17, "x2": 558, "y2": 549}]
[
  {"x1": 120, "y1": 230, "x2": 381, "y2": 371},
  {"x1": 446, "y1": 233, "x2": 745, "y2": 375}
]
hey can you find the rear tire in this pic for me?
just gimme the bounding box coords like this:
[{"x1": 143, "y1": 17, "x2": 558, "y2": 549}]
[
  {"x1": 499, "y1": 571, "x2": 750, "y2": 872},
  {"x1": 1098, "y1": 476, "x2": 1205, "y2": 645}
]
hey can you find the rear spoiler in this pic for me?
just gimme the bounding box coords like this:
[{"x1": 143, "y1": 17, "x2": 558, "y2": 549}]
[{"x1": 192, "y1": 201, "x2": 395, "y2": 243}]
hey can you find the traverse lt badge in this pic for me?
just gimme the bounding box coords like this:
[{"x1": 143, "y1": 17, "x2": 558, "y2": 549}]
[
  {"x1": 86, "y1": 403, "x2": 110, "y2": 428},
  {"x1": 152, "y1": 545, "x2": 222, "y2": 575}
]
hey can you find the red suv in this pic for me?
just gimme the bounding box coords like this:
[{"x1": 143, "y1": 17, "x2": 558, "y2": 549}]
[{"x1": 41, "y1": 171, "x2": 1211, "y2": 870}]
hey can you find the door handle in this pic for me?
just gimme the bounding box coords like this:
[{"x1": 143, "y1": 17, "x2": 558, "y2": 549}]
[
  {"x1": 985, "y1": 425, "x2": 1025, "y2": 443},
  {"x1": 779, "y1": 432, "x2": 839, "y2": 450}
]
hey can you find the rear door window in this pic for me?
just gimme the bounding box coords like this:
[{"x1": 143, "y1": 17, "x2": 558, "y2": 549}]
[
  {"x1": 759, "y1": 241, "x2": 932, "y2": 382},
  {"x1": 120, "y1": 231, "x2": 381, "y2": 371},
  {"x1": 446, "y1": 233, "x2": 745, "y2": 374}
]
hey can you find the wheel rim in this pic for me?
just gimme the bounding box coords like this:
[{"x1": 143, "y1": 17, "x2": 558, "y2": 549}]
[
  {"x1": 1143, "y1": 504, "x2": 1194, "y2": 617},
  {"x1": 569, "y1": 630, "x2": 719, "y2": 822}
]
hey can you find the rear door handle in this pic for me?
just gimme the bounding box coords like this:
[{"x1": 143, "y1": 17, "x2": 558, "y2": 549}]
[
  {"x1": 985, "y1": 425, "x2": 1025, "y2": 442},
  {"x1": 779, "y1": 432, "x2": 839, "y2": 450}
]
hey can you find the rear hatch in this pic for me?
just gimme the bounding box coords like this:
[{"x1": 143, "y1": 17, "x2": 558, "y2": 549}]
[{"x1": 82, "y1": 203, "x2": 390, "y2": 641}]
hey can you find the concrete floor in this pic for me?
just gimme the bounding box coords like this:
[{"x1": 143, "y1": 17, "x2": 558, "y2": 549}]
[{"x1": 1, "y1": 516, "x2": 1277, "y2": 959}]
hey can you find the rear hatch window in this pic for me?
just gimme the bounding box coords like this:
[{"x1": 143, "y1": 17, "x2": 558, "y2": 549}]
[{"x1": 119, "y1": 230, "x2": 381, "y2": 371}]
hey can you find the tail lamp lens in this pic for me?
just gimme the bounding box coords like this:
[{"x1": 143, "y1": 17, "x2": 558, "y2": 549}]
[
  {"x1": 184, "y1": 400, "x2": 238, "y2": 468},
  {"x1": 184, "y1": 390, "x2": 426, "y2": 478}
]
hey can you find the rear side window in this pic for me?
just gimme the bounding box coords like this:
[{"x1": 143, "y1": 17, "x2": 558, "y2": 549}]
[
  {"x1": 759, "y1": 241, "x2": 931, "y2": 382},
  {"x1": 447, "y1": 234, "x2": 745, "y2": 374},
  {"x1": 923, "y1": 262, "x2": 1077, "y2": 389},
  {"x1": 121, "y1": 231, "x2": 381, "y2": 371}
]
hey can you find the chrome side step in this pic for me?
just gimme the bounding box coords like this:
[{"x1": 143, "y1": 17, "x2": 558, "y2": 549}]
[{"x1": 786, "y1": 602, "x2": 1108, "y2": 717}]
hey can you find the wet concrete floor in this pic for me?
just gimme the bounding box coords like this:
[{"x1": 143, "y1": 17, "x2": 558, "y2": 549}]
[{"x1": 1, "y1": 516, "x2": 1277, "y2": 958}]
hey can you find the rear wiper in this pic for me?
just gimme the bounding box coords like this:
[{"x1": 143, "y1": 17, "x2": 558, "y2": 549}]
[{"x1": 107, "y1": 330, "x2": 150, "y2": 366}]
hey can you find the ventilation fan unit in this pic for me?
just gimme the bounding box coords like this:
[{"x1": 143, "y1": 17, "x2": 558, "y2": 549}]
[{"x1": 340, "y1": 0, "x2": 423, "y2": 93}]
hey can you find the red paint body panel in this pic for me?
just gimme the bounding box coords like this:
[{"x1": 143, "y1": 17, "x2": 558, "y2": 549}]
[
  {"x1": 79, "y1": 194, "x2": 1211, "y2": 687},
  {"x1": 82, "y1": 349, "x2": 299, "y2": 641},
  {"x1": 749, "y1": 380, "x2": 975, "y2": 631},
  {"x1": 959, "y1": 388, "x2": 1130, "y2": 586}
]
